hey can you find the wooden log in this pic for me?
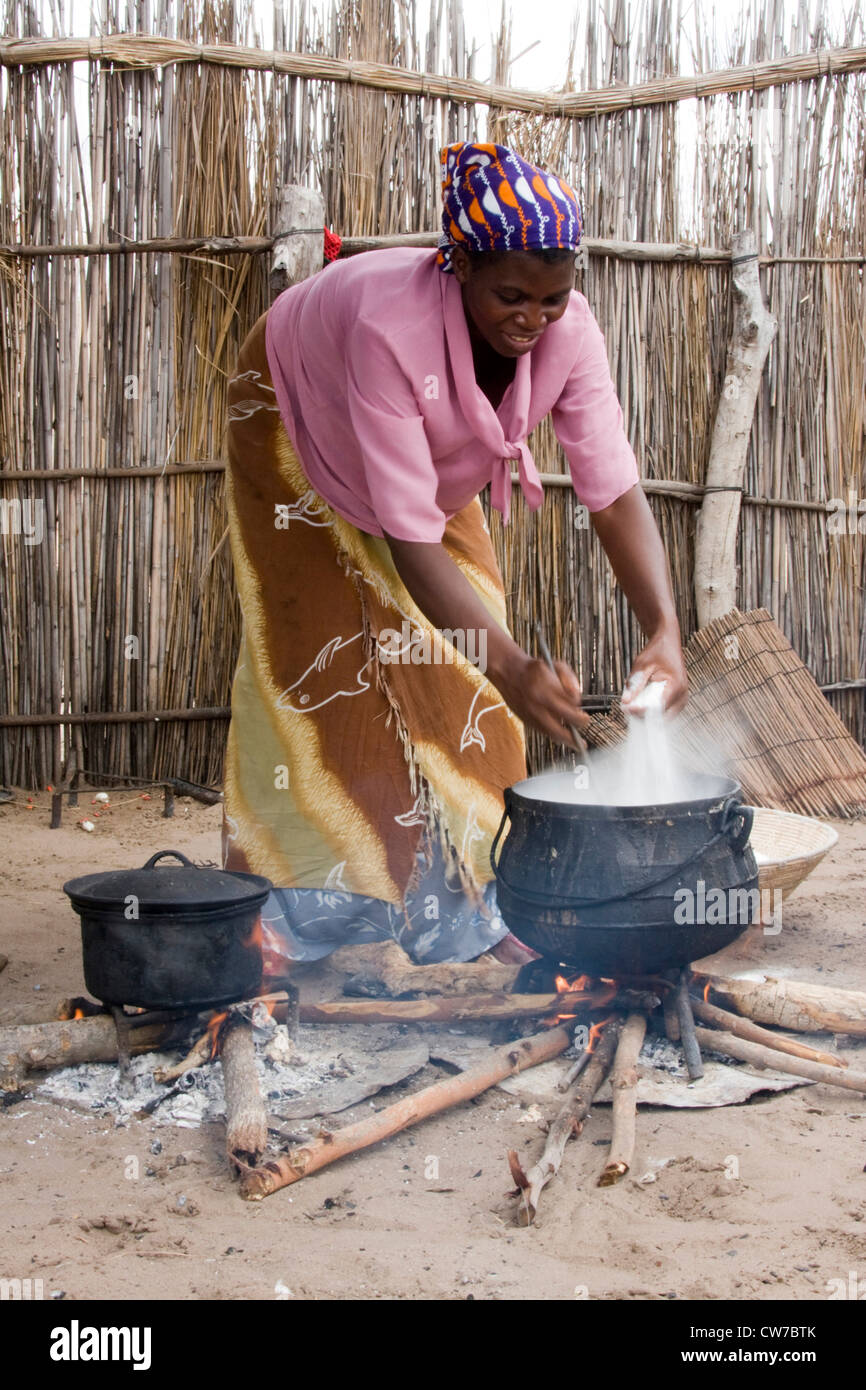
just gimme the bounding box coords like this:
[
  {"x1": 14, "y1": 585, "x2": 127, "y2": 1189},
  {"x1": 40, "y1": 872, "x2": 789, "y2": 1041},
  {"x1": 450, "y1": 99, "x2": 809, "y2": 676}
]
[
  {"x1": 332, "y1": 940, "x2": 520, "y2": 997},
  {"x1": 221, "y1": 1017, "x2": 268, "y2": 1170},
  {"x1": 597, "y1": 1012, "x2": 648, "y2": 1187},
  {"x1": 694, "y1": 229, "x2": 778, "y2": 626},
  {"x1": 0, "y1": 989, "x2": 608, "y2": 1088},
  {"x1": 239, "y1": 1025, "x2": 573, "y2": 1201},
  {"x1": 152, "y1": 1031, "x2": 212, "y2": 1083},
  {"x1": 675, "y1": 970, "x2": 704, "y2": 1079},
  {"x1": 692, "y1": 972, "x2": 866, "y2": 1037},
  {"x1": 296, "y1": 987, "x2": 617, "y2": 1025},
  {"x1": 662, "y1": 977, "x2": 681, "y2": 1041},
  {"x1": 0, "y1": 1014, "x2": 198, "y2": 1091},
  {"x1": 507, "y1": 1016, "x2": 623, "y2": 1226},
  {"x1": 689, "y1": 994, "x2": 847, "y2": 1069},
  {"x1": 559, "y1": 1046, "x2": 593, "y2": 1091},
  {"x1": 693, "y1": 1028, "x2": 866, "y2": 1094}
]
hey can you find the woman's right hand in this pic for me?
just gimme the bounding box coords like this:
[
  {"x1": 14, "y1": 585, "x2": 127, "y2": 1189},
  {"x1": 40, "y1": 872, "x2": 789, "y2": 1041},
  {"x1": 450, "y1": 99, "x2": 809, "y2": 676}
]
[{"x1": 493, "y1": 653, "x2": 590, "y2": 750}]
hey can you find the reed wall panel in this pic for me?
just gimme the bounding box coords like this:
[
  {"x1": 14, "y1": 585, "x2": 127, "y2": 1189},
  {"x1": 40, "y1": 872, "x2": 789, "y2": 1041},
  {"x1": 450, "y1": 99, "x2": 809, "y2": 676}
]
[{"x1": 1, "y1": 0, "x2": 863, "y2": 790}]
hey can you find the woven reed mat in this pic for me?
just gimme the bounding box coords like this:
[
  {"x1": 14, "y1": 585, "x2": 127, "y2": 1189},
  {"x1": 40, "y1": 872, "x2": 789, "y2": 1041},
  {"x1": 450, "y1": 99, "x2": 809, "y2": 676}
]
[{"x1": 584, "y1": 608, "x2": 866, "y2": 818}]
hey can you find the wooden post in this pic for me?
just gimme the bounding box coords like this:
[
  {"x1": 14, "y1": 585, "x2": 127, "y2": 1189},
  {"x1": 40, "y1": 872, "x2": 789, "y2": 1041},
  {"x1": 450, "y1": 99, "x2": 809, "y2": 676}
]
[
  {"x1": 694, "y1": 229, "x2": 777, "y2": 627},
  {"x1": 269, "y1": 185, "x2": 325, "y2": 298}
]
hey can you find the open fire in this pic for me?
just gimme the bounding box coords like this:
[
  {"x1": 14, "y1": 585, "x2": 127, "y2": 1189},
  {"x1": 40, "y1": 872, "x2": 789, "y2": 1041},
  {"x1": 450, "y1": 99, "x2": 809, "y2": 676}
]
[{"x1": 3, "y1": 952, "x2": 864, "y2": 1223}]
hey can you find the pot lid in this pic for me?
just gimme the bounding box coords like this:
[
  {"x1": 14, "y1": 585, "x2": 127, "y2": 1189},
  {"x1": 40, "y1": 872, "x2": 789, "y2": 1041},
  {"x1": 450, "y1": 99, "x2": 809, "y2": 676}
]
[{"x1": 63, "y1": 850, "x2": 272, "y2": 913}]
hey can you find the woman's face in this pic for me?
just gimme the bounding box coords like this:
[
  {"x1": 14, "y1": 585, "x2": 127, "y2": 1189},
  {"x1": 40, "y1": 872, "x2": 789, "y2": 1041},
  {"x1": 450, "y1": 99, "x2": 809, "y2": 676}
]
[{"x1": 451, "y1": 247, "x2": 575, "y2": 358}]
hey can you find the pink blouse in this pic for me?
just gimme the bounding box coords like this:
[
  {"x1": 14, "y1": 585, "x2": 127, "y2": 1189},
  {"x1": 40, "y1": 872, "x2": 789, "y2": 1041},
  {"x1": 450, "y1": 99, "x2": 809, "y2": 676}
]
[{"x1": 265, "y1": 248, "x2": 638, "y2": 543}]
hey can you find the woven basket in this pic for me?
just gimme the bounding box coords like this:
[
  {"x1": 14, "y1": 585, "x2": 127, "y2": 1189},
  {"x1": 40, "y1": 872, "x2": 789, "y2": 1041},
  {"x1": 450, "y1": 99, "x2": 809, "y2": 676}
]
[{"x1": 749, "y1": 807, "x2": 839, "y2": 897}]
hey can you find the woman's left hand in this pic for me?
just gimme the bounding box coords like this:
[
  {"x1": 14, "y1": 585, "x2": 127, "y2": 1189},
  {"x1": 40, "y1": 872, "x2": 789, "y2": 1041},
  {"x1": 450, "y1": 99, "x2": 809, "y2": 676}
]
[{"x1": 622, "y1": 624, "x2": 689, "y2": 716}]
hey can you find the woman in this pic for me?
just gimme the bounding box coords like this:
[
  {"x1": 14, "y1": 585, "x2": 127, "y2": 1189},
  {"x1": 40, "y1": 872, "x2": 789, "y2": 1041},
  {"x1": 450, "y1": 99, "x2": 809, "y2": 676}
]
[{"x1": 222, "y1": 142, "x2": 687, "y2": 971}]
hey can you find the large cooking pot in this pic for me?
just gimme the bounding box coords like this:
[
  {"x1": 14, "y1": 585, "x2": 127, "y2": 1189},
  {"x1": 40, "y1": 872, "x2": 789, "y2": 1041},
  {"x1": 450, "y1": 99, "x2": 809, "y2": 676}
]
[
  {"x1": 63, "y1": 851, "x2": 271, "y2": 1010},
  {"x1": 491, "y1": 773, "x2": 758, "y2": 975}
]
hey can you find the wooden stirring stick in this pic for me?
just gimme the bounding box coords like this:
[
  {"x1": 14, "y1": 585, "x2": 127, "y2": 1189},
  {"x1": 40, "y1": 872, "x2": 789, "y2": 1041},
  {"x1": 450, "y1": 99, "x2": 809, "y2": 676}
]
[{"x1": 534, "y1": 624, "x2": 589, "y2": 758}]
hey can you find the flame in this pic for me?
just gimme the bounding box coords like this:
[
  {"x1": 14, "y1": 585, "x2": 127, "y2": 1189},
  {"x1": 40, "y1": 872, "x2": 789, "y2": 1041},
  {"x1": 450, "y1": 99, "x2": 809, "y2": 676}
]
[
  {"x1": 586, "y1": 1015, "x2": 612, "y2": 1053},
  {"x1": 545, "y1": 974, "x2": 618, "y2": 1026},
  {"x1": 703, "y1": 981, "x2": 711, "y2": 1002},
  {"x1": 206, "y1": 1010, "x2": 229, "y2": 1059},
  {"x1": 73, "y1": 1008, "x2": 84, "y2": 1021},
  {"x1": 555, "y1": 972, "x2": 591, "y2": 994}
]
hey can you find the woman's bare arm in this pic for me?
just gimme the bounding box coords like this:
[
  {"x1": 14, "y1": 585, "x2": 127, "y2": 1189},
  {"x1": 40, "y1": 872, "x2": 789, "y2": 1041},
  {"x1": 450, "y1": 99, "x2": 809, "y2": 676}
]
[
  {"x1": 589, "y1": 485, "x2": 688, "y2": 713},
  {"x1": 383, "y1": 533, "x2": 588, "y2": 748}
]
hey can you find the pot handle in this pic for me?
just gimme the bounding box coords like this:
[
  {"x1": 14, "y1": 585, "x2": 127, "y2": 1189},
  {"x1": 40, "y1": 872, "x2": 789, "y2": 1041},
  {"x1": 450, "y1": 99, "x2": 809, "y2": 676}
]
[
  {"x1": 720, "y1": 798, "x2": 754, "y2": 853},
  {"x1": 489, "y1": 791, "x2": 514, "y2": 876},
  {"x1": 141, "y1": 850, "x2": 197, "y2": 870}
]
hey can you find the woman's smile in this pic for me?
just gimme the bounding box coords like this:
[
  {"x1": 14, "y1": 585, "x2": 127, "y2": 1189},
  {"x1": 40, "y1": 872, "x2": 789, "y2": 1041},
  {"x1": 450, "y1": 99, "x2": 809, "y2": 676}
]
[{"x1": 451, "y1": 247, "x2": 576, "y2": 360}]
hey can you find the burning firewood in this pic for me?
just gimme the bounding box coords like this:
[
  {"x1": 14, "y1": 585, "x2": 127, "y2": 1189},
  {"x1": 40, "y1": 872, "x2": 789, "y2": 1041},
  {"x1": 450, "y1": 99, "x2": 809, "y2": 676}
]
[
  {"x1": 662, "y1": 983, "x2": 680, "y2": 1042},
  {"x1": 597, "y1": 1012, "x2": 648, "y2": 1187},
  {"x1": 689, "y1": 994, "x2": 847, "y2": 1069},
  {"x1": 507, "y1": 1015, "x2": 623, "y2": 1226},
  {"x1": 692, "y1": 1027, "x2": 866, "y2": 1094},
  {"x1": 674, "y1": 969, "x2": 704, "y2": 1079},
  {"x1": 0, "y1": 988, "x2": 630, "y2": 1090},
  {"x1": 153, "y1": 1032, "x2": 213, "y2": 1084},
  {"x1": 691, "y1": 972, "x2": 866, "y2": 1037},
  {"x1": 299, "y1": 987, "x2": 616, "y2": 1025},
  {"x1": 220, "y1": 1015, "x2": 269, "y2": 1170},
  {"x1": 238, "y1": 1024, "x2": 574, "y2": 1200},
  {"x1": 0, "y1": 1013, "x2": 200, "y2": 1091}
]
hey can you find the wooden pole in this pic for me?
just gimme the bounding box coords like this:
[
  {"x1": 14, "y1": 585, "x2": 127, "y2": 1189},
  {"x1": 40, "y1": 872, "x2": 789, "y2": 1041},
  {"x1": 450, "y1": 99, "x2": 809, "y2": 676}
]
[
  {"x1": 689, "y1": 994, "x2": 847, "y2": 1069},
  {"x1": 239, "y1": 1025, "x2": 574, "y2": 1200},
  {"x1": 694, "y1": 230, "x2": 778, "y2": 626},
  {"x1": 221, "y1": 1017, "x2": 268, "y2": 1169},
  {"x1": 3, "y1": 35, "x2": 865, "y2": 118},
  {"x1": 269, "y1": 185, "x2": 325, "y2": 298},
  {"x1": 692, "y1": 1028, "x2": 866, "y2": 1095},
  {"x1": 507, "y1": 1016, "x2": 623, "y2": 1226},
  {"x1": 597, "y1": 1012, "x2": 647, "y2": 1186},
  {"x1": 675, "y1": 969, "x2": 704, "y2": 1080}
]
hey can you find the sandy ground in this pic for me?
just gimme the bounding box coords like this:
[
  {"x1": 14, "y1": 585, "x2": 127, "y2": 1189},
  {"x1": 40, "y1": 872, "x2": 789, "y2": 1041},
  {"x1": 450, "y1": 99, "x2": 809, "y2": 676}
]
[{"x1": 1, "y1": 786, "x2": 865, "y2": 1303}]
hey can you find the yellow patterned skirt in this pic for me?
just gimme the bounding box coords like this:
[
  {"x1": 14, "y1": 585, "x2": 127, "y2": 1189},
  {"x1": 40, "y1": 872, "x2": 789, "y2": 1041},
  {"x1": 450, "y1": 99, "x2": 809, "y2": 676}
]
[{"x1": 221, "y1": 310, "x2": 527, "y2": 963}]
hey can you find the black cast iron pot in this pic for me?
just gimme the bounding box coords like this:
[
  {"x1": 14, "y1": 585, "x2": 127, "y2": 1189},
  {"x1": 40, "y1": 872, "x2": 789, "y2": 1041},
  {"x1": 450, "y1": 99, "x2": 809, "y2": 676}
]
[
  {"x1": 491, "y1": 773, "x2": 758, "y2": 975},
  {"x1": 63, "y1": 851, "x2": 272, "y2": 1010}
]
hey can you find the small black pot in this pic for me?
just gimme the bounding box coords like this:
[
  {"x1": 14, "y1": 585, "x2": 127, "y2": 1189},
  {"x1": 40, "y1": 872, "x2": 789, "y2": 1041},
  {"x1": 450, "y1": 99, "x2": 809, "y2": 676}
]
[{"x1": 63, "y1": 851, "x2": 272, "y2": 1010}]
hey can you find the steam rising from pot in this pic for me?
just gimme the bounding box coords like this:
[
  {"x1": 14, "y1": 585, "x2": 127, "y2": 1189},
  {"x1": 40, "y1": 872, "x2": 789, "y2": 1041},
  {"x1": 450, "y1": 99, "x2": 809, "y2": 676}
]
[{"x1": 524, "y1": 680, "x2": 722, "y2": 807}]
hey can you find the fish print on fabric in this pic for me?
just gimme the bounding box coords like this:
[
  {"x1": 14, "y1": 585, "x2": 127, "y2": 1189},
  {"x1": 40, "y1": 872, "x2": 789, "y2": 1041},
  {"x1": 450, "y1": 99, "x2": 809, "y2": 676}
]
[
  {"x1": 459, "y1": 686, "x2": 505, "y2": 753},
  {"x1": 222, "y1": 308, "x2": 527, "y2": 942},
  {"x1": 274, "y1": 489, "x2": 335, "y2": 528},
  {"x1": 275, "y1": 633, "x2": 371, "y2": 713}
]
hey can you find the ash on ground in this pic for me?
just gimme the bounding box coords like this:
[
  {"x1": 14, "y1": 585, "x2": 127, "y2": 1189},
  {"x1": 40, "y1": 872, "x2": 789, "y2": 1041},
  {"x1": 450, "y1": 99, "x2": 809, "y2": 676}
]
[{"x1": 36, "y1": 1019, "x2": 431, "y2": 1131}]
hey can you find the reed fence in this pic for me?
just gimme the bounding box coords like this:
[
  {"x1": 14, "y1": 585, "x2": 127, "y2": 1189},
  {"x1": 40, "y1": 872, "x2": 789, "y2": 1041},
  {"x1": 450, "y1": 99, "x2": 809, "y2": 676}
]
[{"x1": 1, "y1": 0, "x2": 864, "y2": 793}]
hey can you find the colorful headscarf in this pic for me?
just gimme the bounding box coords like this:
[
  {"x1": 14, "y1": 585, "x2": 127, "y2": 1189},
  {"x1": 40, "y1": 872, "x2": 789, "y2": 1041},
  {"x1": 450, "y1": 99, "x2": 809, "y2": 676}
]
[{"x1": 437, "y1": 142, "x2": 583, "y2": 274}]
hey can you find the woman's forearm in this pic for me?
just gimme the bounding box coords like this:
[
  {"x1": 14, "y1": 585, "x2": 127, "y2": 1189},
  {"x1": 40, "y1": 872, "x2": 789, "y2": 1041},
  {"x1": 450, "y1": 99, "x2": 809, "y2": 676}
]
[
  {"x1": 590, "y1": 484, "x2": 680, "y2": 637},
  {"x1": 382, "y1": 532, "x2": 524, "y2": 688},
  {"x1": 590, "y1": 484, "x2": 688, "y2": 712},
  {"x1": 382, "y1": 531, "x2": 589, "y2": 746}
]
